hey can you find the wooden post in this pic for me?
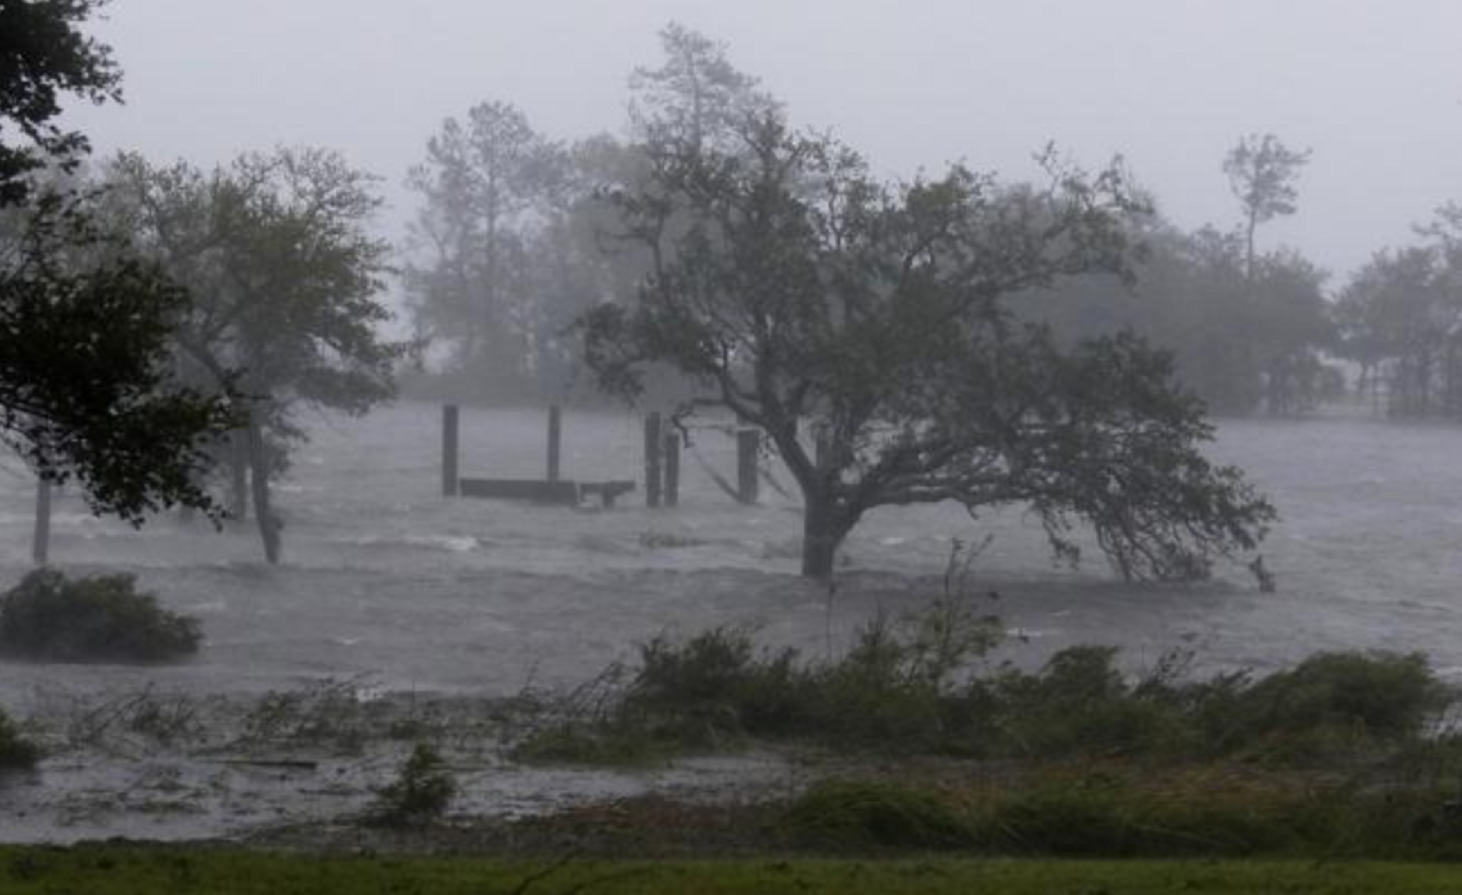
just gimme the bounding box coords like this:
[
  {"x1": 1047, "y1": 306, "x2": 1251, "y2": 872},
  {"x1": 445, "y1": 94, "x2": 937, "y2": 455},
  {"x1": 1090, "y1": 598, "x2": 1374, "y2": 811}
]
[
  {"x1": 547, "y1": 404, "x2": 562, "y2": 483},
  {"x1": 442, "y1": 404, "x2": 460, "y2": 497},
  {"x1": 32, "y1": 477, "x2": 52, "y2": 566},
  {"x1": 644, "y1": 412, "x2": 662, "y2": 508},
  {"x1": 663, "y1": 430, "x2": 681, "y2": 507},
  {"x1": 736, "y1": 428, "x2": 760, "y2": 505}
]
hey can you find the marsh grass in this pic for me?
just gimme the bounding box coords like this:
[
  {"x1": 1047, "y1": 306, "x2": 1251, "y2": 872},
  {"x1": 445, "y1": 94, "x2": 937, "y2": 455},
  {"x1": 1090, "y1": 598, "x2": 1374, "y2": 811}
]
[{"x1": 780, "y1": 766, "x2": 1462, "y2": 859}]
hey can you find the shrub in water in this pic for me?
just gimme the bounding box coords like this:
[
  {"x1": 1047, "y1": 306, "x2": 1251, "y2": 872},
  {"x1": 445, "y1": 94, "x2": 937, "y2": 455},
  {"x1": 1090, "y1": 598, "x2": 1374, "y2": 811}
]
[
  {"x1": 369, "y1": 743, "x2": 456, "y2": 827},
  {"x1": 0, "y1": 707, "x2": 39, "y2": 769},
  {"x1": 0, "y1": 569, "x2": 201, "y2": 663}
]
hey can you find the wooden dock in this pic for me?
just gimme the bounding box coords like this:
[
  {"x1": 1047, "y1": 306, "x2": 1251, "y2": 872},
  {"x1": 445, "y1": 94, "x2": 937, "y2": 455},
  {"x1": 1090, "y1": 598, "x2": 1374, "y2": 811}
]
[{"x1": 457, "y1": 477, "x2": 636, "y2": 508}]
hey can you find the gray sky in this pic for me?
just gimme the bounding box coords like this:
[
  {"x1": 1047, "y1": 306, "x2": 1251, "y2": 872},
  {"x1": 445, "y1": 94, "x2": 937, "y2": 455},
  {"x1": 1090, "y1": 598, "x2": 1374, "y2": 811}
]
[{"x1": 68, "y1": 0, "x2": 1462, "y2": 286}]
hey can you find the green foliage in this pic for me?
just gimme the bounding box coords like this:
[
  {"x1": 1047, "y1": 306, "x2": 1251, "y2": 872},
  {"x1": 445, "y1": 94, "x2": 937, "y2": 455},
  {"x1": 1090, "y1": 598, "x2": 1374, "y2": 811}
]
[
  {"x1": 517, "y1": 605, "x2": 1455, "y2": 770},
  {"x1": 368, "y1": 743, "x2": 456, "y2": 828},
  {"x1": 0, "y1": 0, "x2": 119, "y2": 204},
  {"x1": 0, "y1": 199, "x2": 236, "y2": 522},
  {"x1": 781, "y1": 780, "x2": 972, "y2": 850},
  {"x1": 0, "y1": 569, "x2": 200, "y2": 663},
  {"x1": 0, "y1": 706, "x2": 40, "y2": 769},
  {"x1": 1210, "y1": 651, "x2": 1448, "y2": 761},
  {"x1": 0, "y1": 1, "x2": 237, "y2": 522},
  {"x1": 514, "y1": 600, "x2": 1004, "y2": 761},
  {"x1": 969, "y1": 647, "x2": 1451, "y2": 763},
  {"x1": 100, "y1": 148, "x2": 406, "y2": 559}
]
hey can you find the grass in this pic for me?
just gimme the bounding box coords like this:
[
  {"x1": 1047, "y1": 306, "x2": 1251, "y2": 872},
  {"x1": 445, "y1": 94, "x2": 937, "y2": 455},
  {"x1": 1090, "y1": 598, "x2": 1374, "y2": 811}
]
[
  {"x1": 776, "y1": 771, "x2": 1462, "y2": 859},
  {"x1": 5, "y1": 847, "x2": 1462, "y2": 894},
  {"x1": 0, "y1": 569, "x2": 201, "y2": 663}
]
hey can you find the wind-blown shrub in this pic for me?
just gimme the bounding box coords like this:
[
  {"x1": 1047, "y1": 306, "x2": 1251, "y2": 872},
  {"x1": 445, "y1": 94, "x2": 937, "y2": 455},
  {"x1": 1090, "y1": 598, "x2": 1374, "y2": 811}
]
[
  {"x1": 514, "y1": 601, "x2": 1454, "y2": 767},
  {"x1": 0, "y1": 569, "x2": 201, "y2": 663}
]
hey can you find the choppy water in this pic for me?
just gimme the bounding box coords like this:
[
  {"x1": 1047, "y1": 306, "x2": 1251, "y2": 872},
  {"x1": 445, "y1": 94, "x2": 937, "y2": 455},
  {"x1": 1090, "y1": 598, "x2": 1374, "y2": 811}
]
[{"x1": 3, "y1": 400, "x2": 1462, "y2": 702}]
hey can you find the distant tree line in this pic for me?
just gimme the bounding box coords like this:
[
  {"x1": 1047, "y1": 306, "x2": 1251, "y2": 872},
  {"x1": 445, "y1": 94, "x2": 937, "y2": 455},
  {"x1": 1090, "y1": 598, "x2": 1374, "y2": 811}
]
[{"x1": 394, "y1": 47, "x2": 1462, "y2": 424}]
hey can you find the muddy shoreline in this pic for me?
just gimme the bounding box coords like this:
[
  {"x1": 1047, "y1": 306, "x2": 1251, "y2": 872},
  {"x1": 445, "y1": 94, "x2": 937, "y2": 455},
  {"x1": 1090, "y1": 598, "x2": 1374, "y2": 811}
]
[{"x1": 0, "y1": 685, "x2": 807, "y2": 846}]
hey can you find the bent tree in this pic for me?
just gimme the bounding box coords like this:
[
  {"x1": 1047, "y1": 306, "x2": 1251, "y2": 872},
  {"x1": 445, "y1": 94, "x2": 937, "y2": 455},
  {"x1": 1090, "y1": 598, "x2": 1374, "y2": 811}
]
[{"x1": 581, "y1": 112, "x2": 1274, "y2": 579}]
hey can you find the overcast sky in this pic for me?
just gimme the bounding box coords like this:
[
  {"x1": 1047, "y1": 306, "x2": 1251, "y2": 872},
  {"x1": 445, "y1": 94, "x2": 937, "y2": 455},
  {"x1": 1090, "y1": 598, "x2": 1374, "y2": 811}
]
[{"x1": 67, "y1": 0, "x2": 1462, "y2": 287}]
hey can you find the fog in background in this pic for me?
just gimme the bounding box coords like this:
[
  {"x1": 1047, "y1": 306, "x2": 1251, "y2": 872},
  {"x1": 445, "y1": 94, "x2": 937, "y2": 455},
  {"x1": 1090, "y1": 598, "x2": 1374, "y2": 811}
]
[{"x1": 66, "y1": 0, "x2": 1462, "y2": 285}]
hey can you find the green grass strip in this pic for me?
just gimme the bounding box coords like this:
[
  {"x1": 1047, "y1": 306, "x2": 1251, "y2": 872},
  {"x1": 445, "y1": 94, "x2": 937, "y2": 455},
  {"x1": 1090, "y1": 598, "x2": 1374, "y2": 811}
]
[{"x1": 3, "y1": 847, "x2": 1462, "y2": 894}]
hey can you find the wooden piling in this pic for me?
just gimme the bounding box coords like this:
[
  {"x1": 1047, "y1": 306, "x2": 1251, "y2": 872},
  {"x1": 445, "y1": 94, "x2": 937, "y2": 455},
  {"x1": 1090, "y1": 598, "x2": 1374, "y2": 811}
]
[
  {"x1": 547, "y1": 404, "x2": 562, "y2": 483},
  {"x1": 736, "y1": 428, "x2": 760, "y2": 505},
  {"x1": 32, "y1": 477, "x2": 51, "y2": 566},
  {"x1": 663, "y1": 430, "x2": 681, "y2": 507},
  {"x1": 644, "y1": 412, "x2": 663, "y2": 507},
  {"x1": 442, "y1": 404, "x2": 460, "y2": 497}
]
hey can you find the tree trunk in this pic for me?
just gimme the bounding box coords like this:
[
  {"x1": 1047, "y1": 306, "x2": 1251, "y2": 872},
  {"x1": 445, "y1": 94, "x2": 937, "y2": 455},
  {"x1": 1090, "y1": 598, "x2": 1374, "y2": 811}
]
[
  {"x1": 228, "y1": 428, "x2": 250, "y2": 521},
  {"x1": 245, "y1": 413, "x2": 281, "y2": 564},
  {"x1": 800, "y1": 495, "x2": 847, "y2": 578}
]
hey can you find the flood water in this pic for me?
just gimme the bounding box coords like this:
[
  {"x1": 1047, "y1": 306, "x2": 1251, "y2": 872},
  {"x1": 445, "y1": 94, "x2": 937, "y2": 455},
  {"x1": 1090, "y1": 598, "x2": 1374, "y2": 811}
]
[{"x1": 2, "y1": 400, "x2": 1461, "y2": 704}]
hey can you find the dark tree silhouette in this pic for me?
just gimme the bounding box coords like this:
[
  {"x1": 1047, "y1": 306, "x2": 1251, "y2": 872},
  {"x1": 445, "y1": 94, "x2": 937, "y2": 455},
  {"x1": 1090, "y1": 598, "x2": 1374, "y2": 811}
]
[{"x1": 0, "y1": 0, "x2": 234, "y2": 522}]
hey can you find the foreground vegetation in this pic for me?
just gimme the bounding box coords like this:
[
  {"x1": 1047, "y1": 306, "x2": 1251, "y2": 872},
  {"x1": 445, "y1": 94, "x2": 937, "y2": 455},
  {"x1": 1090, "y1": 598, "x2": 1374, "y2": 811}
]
[
  {"x1": 513, "y1": 597, "x2": 1456, "y2": 769},
  {"x1": 4, "y1": 595, "x2": 1462, "y2": 862},
  {"x1": 6, "y1": 847, "x2": 1462, "y2": 895},
  {"x1": 0, "y1": 569, "x2": 201, "y2": 663}
]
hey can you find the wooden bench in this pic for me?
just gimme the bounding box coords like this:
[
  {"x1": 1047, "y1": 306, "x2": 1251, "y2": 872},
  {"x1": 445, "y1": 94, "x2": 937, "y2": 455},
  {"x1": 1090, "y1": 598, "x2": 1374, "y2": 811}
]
[{"x1": 457, "y1": 478, "x2": 636, "y2": 508}]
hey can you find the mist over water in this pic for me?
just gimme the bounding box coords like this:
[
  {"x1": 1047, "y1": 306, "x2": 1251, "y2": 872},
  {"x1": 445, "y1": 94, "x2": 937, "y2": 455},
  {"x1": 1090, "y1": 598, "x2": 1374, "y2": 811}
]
[{"x1": 1, "y1": 401, "x2": 1460, "y2": 704}]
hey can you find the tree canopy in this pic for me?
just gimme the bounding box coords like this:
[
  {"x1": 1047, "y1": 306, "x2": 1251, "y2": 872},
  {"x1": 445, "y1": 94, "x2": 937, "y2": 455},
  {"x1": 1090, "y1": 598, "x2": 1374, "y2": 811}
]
[
  {"x1": 100, "y1": 148, "x2": 404, "y2": 559},
  {"x1": 0, "y1": 0, "x2": 234, "y2": 522}
]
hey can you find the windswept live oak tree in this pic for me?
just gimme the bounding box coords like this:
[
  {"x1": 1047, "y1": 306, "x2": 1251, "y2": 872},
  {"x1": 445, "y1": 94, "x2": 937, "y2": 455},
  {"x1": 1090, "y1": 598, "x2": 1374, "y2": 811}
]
[
  {"x1": 580, "y1": 29, "x2": 1274, "y2": 578},
  {"x1": 0, "y1": 0, "x2": 234, "y2": 522}
]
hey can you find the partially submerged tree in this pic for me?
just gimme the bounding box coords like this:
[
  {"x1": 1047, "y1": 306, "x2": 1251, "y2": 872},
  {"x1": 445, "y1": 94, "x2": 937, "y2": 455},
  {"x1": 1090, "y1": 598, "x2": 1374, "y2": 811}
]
[
  {"x1": 0, "y1": 0, "x2": 234, "y2": 522},
  {"x1": 1334, "y1": 206, "x2": 1462, "y2": 419},
  {"x1": 581, "y1": 30, "x2": 1274, "y2": 578},
  {"x1": 104, "y1": 148, "x2": 404, "y2": 561}
]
